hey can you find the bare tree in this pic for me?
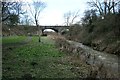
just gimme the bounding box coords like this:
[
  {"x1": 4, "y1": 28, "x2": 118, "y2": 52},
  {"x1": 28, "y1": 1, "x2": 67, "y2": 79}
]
[
  {"x1": 64, "y1": 10, "x2": 80, "y2": 26},
  {"x1": 82, "y1": 9, "x2": 97, "y2": 26},
  {"x1": 13, "y1": 1, "x2": 25, "y2": 16},
  {"x1": 104, "y1": 0, "x2": 120, "y2": 14},
  {"x1": 87, "y1": 0, "x2": 120, "y2": 15},
  {"x1": 64, "y1": 11, "x2": 71, "y2": 26},
  {"x1": 28, "y1": 1, "x2": 46, "y2": 42},
  {"x1": 1, "y1": 2, "x2": 14, "y2": 22},
  {"x1": 20, "y1": 14, "x2": 31, "y2": 26},
  {"x1": 2, "y1": 1, "x2": 25, "y2": 25},
  {"x1": 104, "y1": 0, "x2": 107, "y2": 15},
  {"x1": 87, "y1": 0, "x2": 104, "y2": 15}
]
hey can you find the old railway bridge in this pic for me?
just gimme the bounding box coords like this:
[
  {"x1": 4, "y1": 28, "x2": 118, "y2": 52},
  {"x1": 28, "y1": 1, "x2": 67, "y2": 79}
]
[{"x1": 41, "y1": 25, "x2": 70, "y2": 33}]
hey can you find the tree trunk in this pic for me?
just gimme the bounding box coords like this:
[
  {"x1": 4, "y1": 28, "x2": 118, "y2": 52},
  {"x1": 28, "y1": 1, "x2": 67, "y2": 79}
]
[
  {"x1": 112, "y1": 1, "x2": 115, "y2": 14},
  {"x1": 108, "y1": 7, "x2": 111, "y2": 14},
  {"x1": 119, "y1": 4, "x2": 120, "y2": 14},
  {"x1": 104, "y1": 2, "x2": 107, "y2": 15},
  {"x1": 108, "y1": 0, "x2": 111, "y2": 14},
  {"x1": 35, "y1": 19, "x2": 41, "y2": 42},
  {"x1": 38, "y1": 26, "x2": 41, "y2": 42},
  {"x1": 119, "y1": 9, "x2": 120, "y2": 14}
]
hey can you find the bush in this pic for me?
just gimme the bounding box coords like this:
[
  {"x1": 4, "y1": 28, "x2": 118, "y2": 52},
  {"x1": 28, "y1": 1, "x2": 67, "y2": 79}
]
[{"x1": 63, "y1": 14, "x2": 120, "y2": 56}]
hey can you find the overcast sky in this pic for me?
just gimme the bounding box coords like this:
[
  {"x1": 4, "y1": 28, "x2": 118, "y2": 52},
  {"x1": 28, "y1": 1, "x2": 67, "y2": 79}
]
[{"x1": 22, "y1": 0, "x2": 90, "y2": 25}]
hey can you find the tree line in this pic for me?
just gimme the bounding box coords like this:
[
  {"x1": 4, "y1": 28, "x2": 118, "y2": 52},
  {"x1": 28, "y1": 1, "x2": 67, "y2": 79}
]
[
  {"x1": 1, "y1": 1, "x2": 23, "y2": 25},
  {"x1": 1, "y1": 0, "x2": 46, "y2": 42},
  {"x1": 63, "y1": 0, "x2": 120, "y2": 26},
  {"x1": 63, "y1": 0, "x2": 120, "y2": 56}
]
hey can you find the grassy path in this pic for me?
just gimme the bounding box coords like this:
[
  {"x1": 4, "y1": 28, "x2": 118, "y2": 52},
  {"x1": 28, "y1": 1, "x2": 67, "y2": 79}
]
[{"x1": 2, "y1": 36, "x2": 90, "y2": 79}]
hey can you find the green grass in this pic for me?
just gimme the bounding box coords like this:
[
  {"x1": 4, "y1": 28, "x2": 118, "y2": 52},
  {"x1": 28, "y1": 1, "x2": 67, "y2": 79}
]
[
  {"x1": 2, "y1": 36, "x2": 27, "y2": 44},
  {"x1": 0, "y1": 37, "x2": 2, "y2": 45},
  {"x1": 2, "y1": 36, "x2": 90, "y2": 79}
]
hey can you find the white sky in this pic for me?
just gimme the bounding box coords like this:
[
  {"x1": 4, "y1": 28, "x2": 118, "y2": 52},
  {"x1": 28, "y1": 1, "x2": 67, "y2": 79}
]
[{"x1": 22, "y1": 0, "x2": 90, "y2": 25}]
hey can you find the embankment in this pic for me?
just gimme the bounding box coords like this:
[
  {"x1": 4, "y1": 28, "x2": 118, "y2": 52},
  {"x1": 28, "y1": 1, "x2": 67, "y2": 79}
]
[{"x1": 54, "y1": 36, "x2": 119, "y2": 78}]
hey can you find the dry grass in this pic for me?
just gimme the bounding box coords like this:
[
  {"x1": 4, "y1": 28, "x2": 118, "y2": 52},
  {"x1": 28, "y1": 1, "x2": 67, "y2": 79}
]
[
  {"x1": 54, "y1": 36, "x2": 119, "y2": 78},
  {"x1": 47, "y1": 33, "x2": 66, "y2": 40}
]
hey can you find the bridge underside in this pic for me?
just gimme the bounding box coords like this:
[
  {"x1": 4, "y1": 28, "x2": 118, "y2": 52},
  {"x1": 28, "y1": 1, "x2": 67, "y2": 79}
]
[
  {"x1": 42, "y1": 28, "x2": 59, "y2": 33},
  {"x1": 41, "y1": 26, "x2": 70, "y2": 33}
]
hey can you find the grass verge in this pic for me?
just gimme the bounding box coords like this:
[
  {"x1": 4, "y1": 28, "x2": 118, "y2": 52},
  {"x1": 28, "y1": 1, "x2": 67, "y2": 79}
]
[{"x1": 2, "y1": 36, "x2": 90, "y2": 79}]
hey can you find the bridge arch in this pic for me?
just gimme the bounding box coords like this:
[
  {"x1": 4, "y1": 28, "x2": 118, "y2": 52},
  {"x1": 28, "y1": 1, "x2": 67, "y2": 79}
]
[
  {"x1": 42, "y1": 28, "x2": 59, "y2": 33},
  {"x1": 40, "y1": 25, "x2": 70, "y2": 34}
]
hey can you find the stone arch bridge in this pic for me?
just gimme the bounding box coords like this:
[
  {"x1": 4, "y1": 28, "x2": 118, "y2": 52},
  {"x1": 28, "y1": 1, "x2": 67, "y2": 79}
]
[{"x1": 41, "y1": 25, "x2": 70, "y2": 33}]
